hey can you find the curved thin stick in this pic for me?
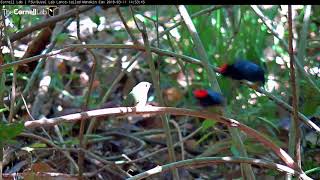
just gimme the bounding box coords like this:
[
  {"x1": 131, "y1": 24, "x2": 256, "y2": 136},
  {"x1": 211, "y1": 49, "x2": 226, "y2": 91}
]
[
  {"x1": 24, "y1": 106, "x2": 297, "y2": 170},
  {"x1": 127, "y1": 157, "x2": 311, "y2": 180}
]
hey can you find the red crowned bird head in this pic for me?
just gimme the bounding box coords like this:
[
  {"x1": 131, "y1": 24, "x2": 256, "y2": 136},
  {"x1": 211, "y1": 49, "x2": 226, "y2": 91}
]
[
  {"x1": 193, "y1": 89, "x2": 225, "y2": 107},
  {"x1": 217, "y1": 64, "x2": 229, "y2": 74},
  {"x1": 193, "y1": 89, "x2": 208, "y2": 98}
]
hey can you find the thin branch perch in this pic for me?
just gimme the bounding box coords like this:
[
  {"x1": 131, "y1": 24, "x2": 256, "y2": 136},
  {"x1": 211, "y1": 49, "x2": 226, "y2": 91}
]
[{"x1": 1, "y1": 43, "x2": 318, "y2": 133}]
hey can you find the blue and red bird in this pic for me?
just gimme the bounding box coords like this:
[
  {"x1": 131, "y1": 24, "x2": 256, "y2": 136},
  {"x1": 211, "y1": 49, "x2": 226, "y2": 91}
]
[
  {"x1": 193, "y1": 89, "x2": 225, "y2": 107},
  {"x1": 217, "y1": 60, "x2": 265, "y2": 84}
]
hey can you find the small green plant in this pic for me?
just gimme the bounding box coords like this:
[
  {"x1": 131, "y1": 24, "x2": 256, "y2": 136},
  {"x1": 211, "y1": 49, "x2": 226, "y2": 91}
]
[{"x1": 0, "y1": 122, "x2": 24, "y2": 145}]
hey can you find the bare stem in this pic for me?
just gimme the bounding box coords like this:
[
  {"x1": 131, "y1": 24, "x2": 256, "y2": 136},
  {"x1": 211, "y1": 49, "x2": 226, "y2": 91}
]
[
  {"x1": 140, "y1": 21, "x2": 179, "y2": 179},
  {"x1": 251, "y1": 5, "x2": 320, "y2": 94},
  {"x1": 76, "y1": 9, "x2": 98, "y2": 178},
  {"x1": 287, "y1": 5, "x2": 301, "y2": 168}
]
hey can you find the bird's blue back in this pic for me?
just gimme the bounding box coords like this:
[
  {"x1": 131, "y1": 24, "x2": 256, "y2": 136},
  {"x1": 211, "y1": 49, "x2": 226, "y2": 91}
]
[
  {"x1": 198, "y1": 90, "x2": 224, "y2": 107},
  {"x1": 233, "y1": 60, "x2": 265, "y2": 83}
]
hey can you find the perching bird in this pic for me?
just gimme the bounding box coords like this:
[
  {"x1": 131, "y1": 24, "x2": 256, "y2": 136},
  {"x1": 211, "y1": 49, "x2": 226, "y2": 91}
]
[
  {"x1": 193, "y1": 89, "x2": 225, "y2": 107},
  {"x1": 122, "y1": 81, "x2": 152, "y2": 107},
  {"x1": 217, "y1": 60, "x2": 265, "y2": 84}
]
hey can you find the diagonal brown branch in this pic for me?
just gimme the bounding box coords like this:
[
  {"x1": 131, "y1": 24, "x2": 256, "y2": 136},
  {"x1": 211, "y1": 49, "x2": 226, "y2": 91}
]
[{"x1": 24, "y1": 106, "x2": 298, "y2": 170}]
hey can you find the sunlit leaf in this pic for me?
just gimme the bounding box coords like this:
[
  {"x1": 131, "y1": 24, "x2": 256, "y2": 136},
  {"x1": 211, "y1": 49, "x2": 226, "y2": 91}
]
[{"x1": 201, "y1": 119, "x2": 217, "y2": 131}]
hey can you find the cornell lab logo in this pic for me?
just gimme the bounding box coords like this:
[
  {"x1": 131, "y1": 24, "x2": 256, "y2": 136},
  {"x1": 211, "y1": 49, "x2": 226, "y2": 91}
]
[{"x1": 46, "y1": 6, "x2": 58, "y2": 16}]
